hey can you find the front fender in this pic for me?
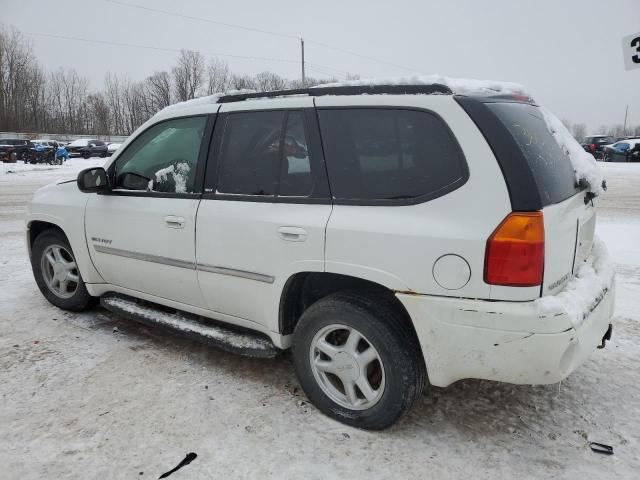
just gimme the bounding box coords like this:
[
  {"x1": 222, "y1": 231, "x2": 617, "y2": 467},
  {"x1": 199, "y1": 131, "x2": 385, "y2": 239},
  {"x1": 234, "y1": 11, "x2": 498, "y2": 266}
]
[{"x1": 27, "y1": 181, "x2": 105, "y2": 284}]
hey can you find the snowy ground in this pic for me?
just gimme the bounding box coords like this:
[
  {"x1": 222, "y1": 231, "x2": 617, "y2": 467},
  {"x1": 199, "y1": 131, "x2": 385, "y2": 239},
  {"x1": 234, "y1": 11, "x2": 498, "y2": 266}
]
[{"x1": 1, "y1": 159, "x2": 639, "y2": 479}]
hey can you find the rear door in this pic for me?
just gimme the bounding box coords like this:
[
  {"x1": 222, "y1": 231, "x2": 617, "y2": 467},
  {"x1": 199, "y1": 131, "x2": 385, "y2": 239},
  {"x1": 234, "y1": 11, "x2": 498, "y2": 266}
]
[
  {"x1": 195, "y1": 99, "x2": 332, "y2": 332},
  {"x1": 86, "y1": 115, "x2": 212, "y2": 307},
  {"x1": 485, "y1": 102, "x2": 595, "y2": 295}
]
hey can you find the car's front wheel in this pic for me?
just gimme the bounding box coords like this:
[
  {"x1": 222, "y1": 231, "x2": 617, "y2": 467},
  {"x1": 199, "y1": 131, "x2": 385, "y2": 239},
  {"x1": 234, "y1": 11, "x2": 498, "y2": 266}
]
[
  {"x1": 292, "y1": 291, "x2": 426, "y2": 430},
  {"x1": 31, "y1": 229, "x2": 95, "y2": 311}
]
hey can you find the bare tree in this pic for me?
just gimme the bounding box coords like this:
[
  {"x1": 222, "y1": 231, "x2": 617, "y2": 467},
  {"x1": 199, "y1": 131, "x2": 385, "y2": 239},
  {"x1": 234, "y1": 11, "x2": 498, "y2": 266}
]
[
  {"x1": 145, "y1": 71, "x2": 172, "y2": 112},
  {"x1": 206, "y1": 58, "x2": 230, "y2": 95},
  {"x1": 0, "y1": 31, "x2": 360, "y2": 136},
  {"x1": 172, "y1": 50, "x2": 205, "y2": 102},
  {"x1": 572, "y1": 123, "x2": 587, "y2": 142},
  {"x1": 228, "y1": 73, "x2": 256, "y2": 90},
  {"x1": 254, "y1": 71, "x2": 287, "y2": 91}
]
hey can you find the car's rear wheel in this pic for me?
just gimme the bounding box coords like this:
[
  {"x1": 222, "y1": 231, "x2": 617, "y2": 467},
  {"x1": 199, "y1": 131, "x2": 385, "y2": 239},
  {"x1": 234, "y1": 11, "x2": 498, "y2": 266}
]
[
  {"x1": 31, "y1": 229, "x2": 95, "y2": 311},
  {"x1": 292, "y1": 291, "x2": 426, "y2": 430}
]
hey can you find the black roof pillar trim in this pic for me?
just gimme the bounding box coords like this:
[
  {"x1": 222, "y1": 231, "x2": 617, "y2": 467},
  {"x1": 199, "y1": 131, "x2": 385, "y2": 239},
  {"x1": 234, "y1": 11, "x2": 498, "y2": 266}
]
[{"x1": 454, "y1": 95, "x2": 543, "y2": 211}]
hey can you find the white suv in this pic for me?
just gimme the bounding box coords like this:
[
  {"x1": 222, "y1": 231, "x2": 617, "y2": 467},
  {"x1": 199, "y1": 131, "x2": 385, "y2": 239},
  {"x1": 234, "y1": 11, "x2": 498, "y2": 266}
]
[{"x1": 26, "y1": 83, "x2": 615, "y2": 430}]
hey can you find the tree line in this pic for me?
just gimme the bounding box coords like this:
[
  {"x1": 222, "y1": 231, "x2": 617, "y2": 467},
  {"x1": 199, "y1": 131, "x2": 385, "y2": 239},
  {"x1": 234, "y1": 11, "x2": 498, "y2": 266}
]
[
  {"x1": 562, "y1": 119, "x2": 640, "y2": 143},
  {"x1": 1, "y1": 26, "x2": 638, "y2": 139},
  {"x1": 0, "y1": 27, "x2": 349, "y2": 137}
]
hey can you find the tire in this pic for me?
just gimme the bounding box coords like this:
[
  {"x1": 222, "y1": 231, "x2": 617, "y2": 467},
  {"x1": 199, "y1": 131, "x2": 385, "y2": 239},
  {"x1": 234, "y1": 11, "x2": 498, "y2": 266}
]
[
  {"x1": 83, "y1": 152, "x2": 90, "y2": 159},
  {"x1": 31, "y1": 229, "x2": 95, "y2": 311},
  {"x1": 292, "y1": 291, "x2": 426, "y2": 430}
]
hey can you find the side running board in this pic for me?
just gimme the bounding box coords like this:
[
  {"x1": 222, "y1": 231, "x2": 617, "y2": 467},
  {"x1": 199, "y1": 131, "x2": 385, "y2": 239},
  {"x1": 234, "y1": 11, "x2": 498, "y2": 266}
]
[{"x1": 101, "y1": 293, "x2": 278, "y2": 358}]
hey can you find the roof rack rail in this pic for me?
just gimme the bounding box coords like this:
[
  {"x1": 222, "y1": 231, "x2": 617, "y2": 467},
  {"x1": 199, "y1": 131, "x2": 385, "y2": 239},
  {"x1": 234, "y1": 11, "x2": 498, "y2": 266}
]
[{"x1": 217, "y1": 83, "x2": 453, "y2": 103}]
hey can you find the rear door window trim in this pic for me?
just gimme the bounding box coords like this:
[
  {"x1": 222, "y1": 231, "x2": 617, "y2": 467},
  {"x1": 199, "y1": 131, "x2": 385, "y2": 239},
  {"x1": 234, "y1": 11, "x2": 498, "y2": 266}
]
[
  {"x1": 315, "y1": 105, "x2": 470, "y2": 207},
  {"x1": 202, "y1": 107, "x2": 331, "y2": 204}
]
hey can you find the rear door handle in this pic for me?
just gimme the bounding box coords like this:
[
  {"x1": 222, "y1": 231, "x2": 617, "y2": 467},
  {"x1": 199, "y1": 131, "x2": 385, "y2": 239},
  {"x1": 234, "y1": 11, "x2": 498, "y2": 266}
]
[
  {"x1": 165, "y1": 215, "x2": 185, "y2": 229},
  {"x1": 277, "y1": 226, "x2": 307, "y2": 242}
]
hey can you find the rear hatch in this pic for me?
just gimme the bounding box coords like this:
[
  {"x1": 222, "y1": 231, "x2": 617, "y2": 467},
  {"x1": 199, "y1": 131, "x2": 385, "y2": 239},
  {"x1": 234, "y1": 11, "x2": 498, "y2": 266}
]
[{"x1": 486, "y1": 102, "x2": 596, "y2": 295}]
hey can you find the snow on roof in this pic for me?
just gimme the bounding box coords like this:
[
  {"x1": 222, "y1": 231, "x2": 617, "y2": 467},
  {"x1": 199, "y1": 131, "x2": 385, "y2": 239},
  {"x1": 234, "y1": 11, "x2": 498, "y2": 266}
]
[
  {"x1": 313, "y1": 75, "x2": 529, "y2": 97},
  {"x1": 158, "y1": 75, "x2": 528, "y2": 116},
  {"x1": 67, "y1": 139, "x2": 89, "y2": 147},
  {"x1": 157, "y1": 89, "x2": 255, "y2": 116}
]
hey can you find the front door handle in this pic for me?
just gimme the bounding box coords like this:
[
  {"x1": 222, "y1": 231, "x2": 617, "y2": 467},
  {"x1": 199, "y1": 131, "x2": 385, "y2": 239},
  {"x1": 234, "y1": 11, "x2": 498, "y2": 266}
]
[
  {"x1": 277, "y1": 226, "x2": 307, "y2": 242},
  {"x1": 165, "y1": 215, "x2": 185, "y2": 229}
]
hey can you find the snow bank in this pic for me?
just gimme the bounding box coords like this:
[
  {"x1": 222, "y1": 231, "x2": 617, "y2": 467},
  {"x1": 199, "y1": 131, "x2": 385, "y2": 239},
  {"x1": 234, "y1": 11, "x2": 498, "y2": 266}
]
[
  {"x1": 313, "y1": 74, "x2": 529, "y2": 97},
  {"x1": 535, "y1": 237, "x2": 614, "y2": 327},
  {"x1": 540, "y1": 107, "x2": 605, "y2": 196},
  {"x1": 1, "y1": 157, "x2": 106, "y2": 176}
]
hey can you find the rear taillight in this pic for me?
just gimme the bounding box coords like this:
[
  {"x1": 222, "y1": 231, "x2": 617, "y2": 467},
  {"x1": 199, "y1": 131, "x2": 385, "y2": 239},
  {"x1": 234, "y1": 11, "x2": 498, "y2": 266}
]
[{"x1": 484, "y1": 212, "x2": 544, "y2": 287}]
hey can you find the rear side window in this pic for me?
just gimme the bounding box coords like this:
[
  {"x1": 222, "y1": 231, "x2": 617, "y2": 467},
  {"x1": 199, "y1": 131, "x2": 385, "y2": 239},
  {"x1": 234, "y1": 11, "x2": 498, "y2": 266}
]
[
  {"x1": 486, "y1": 103, "x2": 579, "y2": 205},
  {"x1": 216, "y1": 110, "x2": 314, "y2": 197},
  {"x1": 217, "y1": 111, "x2": 284, "y2": 196},
  {"x1": 317, "y1": 109, "x2": 467, "y2": 202}
]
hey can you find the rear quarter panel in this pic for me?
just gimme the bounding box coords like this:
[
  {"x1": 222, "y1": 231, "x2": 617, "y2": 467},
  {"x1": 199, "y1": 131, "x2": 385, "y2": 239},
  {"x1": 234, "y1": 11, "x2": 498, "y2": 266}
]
[{"x1": 319, "y1": 95, "x2": 515, "y2": 299}]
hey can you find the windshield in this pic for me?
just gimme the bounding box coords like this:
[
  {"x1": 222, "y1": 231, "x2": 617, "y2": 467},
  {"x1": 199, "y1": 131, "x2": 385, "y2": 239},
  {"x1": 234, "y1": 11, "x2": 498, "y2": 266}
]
[{"x1": 487, "y1": 102, "x2": 580, "y2": 206}]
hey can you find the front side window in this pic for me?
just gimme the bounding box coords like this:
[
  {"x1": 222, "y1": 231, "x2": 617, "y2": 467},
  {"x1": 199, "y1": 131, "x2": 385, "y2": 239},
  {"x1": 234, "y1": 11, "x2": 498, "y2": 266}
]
[
  {"x1": 114, "y1": 116, "x2": 206, "y2": 194},
  {"x1": 216, "y1": 110, "x2": 313, "y2": 197},
  {"x1": 318, "y1": 109, "x2": 467, "y2": 201}
]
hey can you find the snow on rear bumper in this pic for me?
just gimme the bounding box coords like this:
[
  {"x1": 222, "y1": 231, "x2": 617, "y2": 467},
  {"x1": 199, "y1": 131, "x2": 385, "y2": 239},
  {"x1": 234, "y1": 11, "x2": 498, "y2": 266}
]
[{"x1": 396, "y1": 241, "x2": 615, "y2": 387}]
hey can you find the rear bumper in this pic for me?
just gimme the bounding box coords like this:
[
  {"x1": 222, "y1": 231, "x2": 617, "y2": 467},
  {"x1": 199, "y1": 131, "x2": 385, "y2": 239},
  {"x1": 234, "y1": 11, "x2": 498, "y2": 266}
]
[{"x1": 397, "y1": 281, "x2": 615, "y2": 387}]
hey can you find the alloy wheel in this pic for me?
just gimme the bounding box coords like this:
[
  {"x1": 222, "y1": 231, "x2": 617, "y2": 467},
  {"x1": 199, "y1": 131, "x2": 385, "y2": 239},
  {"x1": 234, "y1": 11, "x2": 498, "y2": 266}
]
[
  {"x1": 309, "y1": 324, "x2": 385, "y2": 410},
  {"x1": 40, "y1": 244, "x2": 80, "y2": 299}
]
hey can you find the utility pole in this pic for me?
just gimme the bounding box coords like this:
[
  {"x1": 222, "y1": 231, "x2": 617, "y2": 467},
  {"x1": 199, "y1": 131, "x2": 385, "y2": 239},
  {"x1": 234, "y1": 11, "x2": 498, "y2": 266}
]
[
  {"x1": 301, "y1": 38, "x2": 306, "y2": 87},
  {"x1": 623, "y1": 105, "x2": 629, "y2": 136}
]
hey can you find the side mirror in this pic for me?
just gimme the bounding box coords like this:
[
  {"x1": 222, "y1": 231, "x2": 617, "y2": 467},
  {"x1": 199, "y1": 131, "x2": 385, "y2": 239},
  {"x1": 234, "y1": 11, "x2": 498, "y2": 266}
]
[{"x1": 77, "y1": 167, "x2": 110, "y2": 193}]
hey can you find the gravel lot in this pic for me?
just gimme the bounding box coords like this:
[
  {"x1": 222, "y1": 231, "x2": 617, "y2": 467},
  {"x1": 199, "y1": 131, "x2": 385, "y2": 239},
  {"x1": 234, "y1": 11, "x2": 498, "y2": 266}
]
[{"x1": 1, "y1": 159, "x2": 639, "y2": 479}]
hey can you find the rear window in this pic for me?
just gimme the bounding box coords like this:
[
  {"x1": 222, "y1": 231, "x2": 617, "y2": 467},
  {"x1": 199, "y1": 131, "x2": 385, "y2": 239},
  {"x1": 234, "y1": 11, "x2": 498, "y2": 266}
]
[
  {"x1": 317, "y1": 109, "x2": 467, "y2": 202},
  {"x1": 487, "y1": 102, "x2": 580, "y2": 206}
]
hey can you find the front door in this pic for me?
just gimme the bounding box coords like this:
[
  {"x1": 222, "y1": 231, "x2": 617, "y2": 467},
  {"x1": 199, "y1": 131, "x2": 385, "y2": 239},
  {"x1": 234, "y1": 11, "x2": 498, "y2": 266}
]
[
  {"x1": 196, "y1": 101, "x2": 332, "y2": 332},
  {"x1": 86, "y1": 115, "x2": 211, "y2": 307}
]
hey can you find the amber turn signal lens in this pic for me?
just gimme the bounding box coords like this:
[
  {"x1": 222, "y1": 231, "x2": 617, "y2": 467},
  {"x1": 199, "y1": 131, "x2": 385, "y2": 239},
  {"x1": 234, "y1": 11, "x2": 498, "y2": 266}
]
[{"x1": 484, "y1": 212, "x2": 544, "y2": 287}]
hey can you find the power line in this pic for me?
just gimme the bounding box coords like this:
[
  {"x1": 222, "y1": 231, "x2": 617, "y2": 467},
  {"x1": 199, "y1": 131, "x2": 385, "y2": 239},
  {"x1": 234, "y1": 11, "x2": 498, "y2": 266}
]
[
  {"x1": 104, "y1": 0, "x2": 423, "y2": 74},
  {"x1": 105, "y1": 0, "x2": 299, "y2": 40},
  {"x1": 306, "y1": 62, "x2": 351, "y2": 76},
  {"x1": 11, "y1": 28, "x2": 301, "y2": 64},
  {"x1": 305, "y1": 65, "x2": 344, "y2": 80},
  {"x1": 305, "y1": 39, "x2": 420, "y2": 74}
]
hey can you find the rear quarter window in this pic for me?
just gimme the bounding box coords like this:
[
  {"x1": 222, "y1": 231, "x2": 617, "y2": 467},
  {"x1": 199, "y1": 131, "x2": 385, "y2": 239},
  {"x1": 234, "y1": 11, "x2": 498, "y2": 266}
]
[
  {"x1": 486, "y1": 102, "x2": 580, "y2": 206},
  {"x1": 317, "y1": 108, "x2": 468, "y2": 203}
]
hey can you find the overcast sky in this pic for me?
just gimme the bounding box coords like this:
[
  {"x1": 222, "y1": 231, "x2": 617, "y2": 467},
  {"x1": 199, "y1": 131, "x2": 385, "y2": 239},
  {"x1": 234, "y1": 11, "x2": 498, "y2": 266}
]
[{"x1": 2, "y1": 0, "x2": 639, "y2": 129}]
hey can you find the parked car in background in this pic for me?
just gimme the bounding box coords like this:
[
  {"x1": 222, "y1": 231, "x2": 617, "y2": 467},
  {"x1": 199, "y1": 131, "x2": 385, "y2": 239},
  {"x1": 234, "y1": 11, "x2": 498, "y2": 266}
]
[
  {"x1": 603, "y1": 138, "x2": 640, "y2": 162},
  {"x1": 66, "y1": 139, "x2": 108, "y2": 158},
  {"x1": 581, "y1": 135, "x2": 614, "y2": 159},
  {"x1": 0, "y1": 138, "x2": 34, "y2": 162},
  {"x1": 66, "y1": 139, "x2": 90, "y2": 157},
  {"x1": 107, "y1": 142, "x2": 122, "y2": 155},
  {"x1": 32, "y1": 139, "x2": 59, "y2": 149},
  {"x1": 26, "y1": 142, "x2": 58, "y2": 165}
]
